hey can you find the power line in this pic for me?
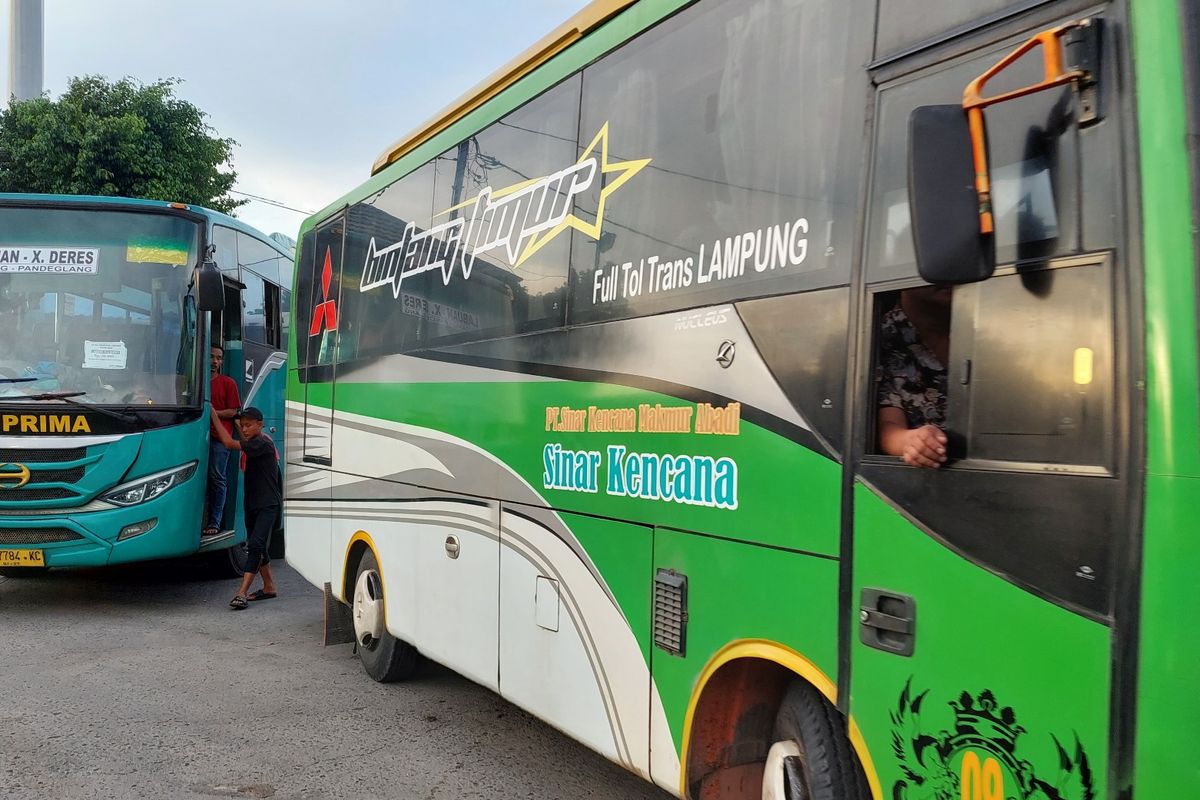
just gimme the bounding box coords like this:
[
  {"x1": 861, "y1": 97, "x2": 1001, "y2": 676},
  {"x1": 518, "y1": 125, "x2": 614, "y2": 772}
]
[{"x1": 228, "y1": 189, "x2": 314, "y2": 216}]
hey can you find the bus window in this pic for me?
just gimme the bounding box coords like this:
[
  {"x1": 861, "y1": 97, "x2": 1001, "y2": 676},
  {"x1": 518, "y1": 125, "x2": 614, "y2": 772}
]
[
  {"x1": 867, "y1": 29, "x2": 1117, "y2": 471},
  {"x1": 876, "y1": 0, "x2": 1032, "y2": 59},
  {"x1": 237, "y1": 232, "x2": 282, "y2": 285},
  {"x1": 264, "y1": 282, "x2": 281, "y2": 349},
  {"x1": 866, "y1": 40, "x2": 1092, "y2": 285},
  {"x1": 947, "y1": 258, "x2": 1114, "y2": 469},
  {"x1": 213, "y1": 225, "x2": 238, "y2": 278},
  {"x1": 337, "y1": 167, "x2": 433, "y2": 361},
  {"x1": 569, "y1": 0, "x2": 863, "y2": 323},
  {"x1": 426, "y1": 75, "x2": 581, "y2": 342},
  {"x1": 280, "y1": 288, "x2": 291, "y2": 347},
  {"x1": 243, "y1": 272, "x2": 267, "y2": 345}
]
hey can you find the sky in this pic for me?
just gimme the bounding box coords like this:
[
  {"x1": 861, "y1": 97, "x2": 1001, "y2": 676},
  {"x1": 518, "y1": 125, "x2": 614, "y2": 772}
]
[{"x1": 0, "y1": 0, "x2": 591, "y2": 239}]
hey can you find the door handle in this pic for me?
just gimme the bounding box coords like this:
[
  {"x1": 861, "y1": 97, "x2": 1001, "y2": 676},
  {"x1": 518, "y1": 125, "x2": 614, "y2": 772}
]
[
  {"x1": 444, "y1": 535, "x2": 460, "y2": 559},
  {"x1": 860, "y1": 588, "x2": 916, "y2": 656}
]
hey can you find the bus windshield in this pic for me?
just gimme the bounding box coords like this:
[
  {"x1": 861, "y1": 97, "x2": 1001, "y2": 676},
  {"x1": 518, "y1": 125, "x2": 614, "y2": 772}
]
[{"x1": 0, "y1": 205, "x2": 201, "y2": 407}]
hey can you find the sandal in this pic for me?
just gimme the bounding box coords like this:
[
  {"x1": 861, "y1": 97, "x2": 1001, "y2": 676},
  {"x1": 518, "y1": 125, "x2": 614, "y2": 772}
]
[
  {"x1": 247, "y1": 590, "x2": 277, "y2": 601},
  {"x1": 202, "y1": 526, "x2": 219, "y2": 537},
  {"x1": 229, "y1": 595, "x2": 248, "y2": 610}
]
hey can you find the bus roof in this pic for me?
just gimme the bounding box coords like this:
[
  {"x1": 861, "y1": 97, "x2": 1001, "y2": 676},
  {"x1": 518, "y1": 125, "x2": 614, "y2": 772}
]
[
  {"x1": 0, "y1": 193, "x2": 292, "y2": 257},
  {"x1": 370, "y1": 0, "x2": 637, "y2": 176}
]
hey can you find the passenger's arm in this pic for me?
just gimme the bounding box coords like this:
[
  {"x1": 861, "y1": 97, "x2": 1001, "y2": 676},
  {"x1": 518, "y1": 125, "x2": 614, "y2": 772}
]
[
  {"x1": 209, "y1": 408, "x2": 241, "y2": 451},
  {"x1": 877, "y1": 407, "x2": 946, "y2": 469}
]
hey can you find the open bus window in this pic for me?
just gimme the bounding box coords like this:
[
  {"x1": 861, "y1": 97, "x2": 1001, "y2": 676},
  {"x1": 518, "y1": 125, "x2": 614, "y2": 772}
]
[
  {"x1": 866, "y1": 26, "x2": 1117, "y2": 472},
  {"x1": 872, "y1": 286, "x2": 953, "y2": 468},
  {"x1": 870, "y1": 259, "x2": 1114, "y2": 471}
]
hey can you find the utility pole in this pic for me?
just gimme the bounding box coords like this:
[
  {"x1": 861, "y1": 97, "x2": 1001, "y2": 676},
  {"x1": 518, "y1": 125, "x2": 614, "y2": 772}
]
[{"x1": 7, "y1": 0, "x2": 44, "y2": 103}]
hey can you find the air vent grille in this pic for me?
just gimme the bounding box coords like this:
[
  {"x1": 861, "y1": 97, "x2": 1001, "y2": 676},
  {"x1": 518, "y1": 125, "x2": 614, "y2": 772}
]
[
  {"x1": 0, "y1": 527, "x2": 82, "y2": 544},
  {"x1": 653, "y1": 569, "x2": 688, "y2": 656}
]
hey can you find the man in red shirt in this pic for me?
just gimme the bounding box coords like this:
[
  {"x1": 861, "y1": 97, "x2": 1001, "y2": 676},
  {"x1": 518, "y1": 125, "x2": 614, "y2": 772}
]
[{"x1": 205, "y1": 345, "x2": 240, "y2": 536}]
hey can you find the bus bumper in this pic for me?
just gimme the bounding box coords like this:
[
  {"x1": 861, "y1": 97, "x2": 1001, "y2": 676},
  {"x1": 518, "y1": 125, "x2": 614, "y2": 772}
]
[{"x1": 0, "y1": 473, "x2": 233, "y2": 568}]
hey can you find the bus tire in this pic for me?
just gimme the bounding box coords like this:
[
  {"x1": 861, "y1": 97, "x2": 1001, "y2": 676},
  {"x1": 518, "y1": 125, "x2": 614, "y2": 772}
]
[
  {"x1": 765, "y1": 679, "x2": 869, "y2": 800},
  {"x1": 206, "y1": 542, "x2": 246, "y2": 579},
  {"x1": 352, "y1": 549, "x2": 418, "y2": 683}
]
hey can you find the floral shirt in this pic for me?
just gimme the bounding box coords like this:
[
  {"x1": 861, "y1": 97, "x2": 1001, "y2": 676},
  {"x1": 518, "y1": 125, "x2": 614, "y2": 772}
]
[{"x1": 877, "y1": 304, "x2": 947, "y2": 428}]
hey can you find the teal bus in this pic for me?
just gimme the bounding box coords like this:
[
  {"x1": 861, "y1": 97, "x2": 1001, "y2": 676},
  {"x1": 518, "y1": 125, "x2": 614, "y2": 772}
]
[
  {"x1": 0, "y1": 194, "x2": 292, "y2": 575},
  {"x1": 285, "y1": 1, "x2": 1199, "y2": 798}
]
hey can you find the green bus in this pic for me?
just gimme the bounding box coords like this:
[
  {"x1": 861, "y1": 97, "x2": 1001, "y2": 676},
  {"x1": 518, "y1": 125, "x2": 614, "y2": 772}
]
[
  {"x1": 283, "y1": 1, "x2": 1199, "y2": 797},
  {"x1": 0, "y1": 194, "x2": 292, "y2": 575}
]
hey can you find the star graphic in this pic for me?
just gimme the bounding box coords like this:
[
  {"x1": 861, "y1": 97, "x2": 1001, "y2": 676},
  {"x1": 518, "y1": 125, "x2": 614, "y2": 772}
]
[{"x1": 514, "y1": 122, "x2": 650, "y2": 267}]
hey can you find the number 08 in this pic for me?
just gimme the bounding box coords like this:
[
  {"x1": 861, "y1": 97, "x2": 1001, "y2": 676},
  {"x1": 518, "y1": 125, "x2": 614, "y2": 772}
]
[{"x1": 960, "y1": 751, "x2": 1003, "y2": 800}]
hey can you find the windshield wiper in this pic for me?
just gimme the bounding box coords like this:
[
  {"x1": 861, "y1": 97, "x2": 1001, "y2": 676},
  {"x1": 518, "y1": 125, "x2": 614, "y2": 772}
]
[
  {"x1": 0, "y1": 376, "x2": 38, "y2": 384},
  {"x1": 3, "y1": 391, "x2": 137, "y2": 424},
  {"x1": 23, "y1": 391, "x2": 88, "y2": 400}
]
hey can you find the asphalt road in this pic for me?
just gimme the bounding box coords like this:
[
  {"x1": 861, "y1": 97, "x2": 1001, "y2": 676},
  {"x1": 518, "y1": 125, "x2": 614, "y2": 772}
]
[{"x1": 0, "y1": 559, "x2": 671, "y2": 800}]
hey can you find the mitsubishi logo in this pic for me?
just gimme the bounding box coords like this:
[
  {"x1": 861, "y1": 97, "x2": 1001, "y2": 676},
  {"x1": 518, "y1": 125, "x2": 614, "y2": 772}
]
[
  {"x1": 0, "y1": 463, "x2": 31, "y2": 489},
  {"x1": 309, "y1": 247, "x2": 339, "y2": 337}
]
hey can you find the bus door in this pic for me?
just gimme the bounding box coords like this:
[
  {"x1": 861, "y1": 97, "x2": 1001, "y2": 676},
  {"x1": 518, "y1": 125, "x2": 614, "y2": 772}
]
[
  {"x1": 285, "y1": 216, "x2": 344, "y2": 586},
  {"x1": 209, "y1": 225, "x2": 247, "y2": 531},
  {"x1": 219, "y1": 274, "x2": 246, "y2": 529},
  {"x1": 850, "y1": 16, "x2": 1127, "y2": 800},
  {"x1": 298, "y1": 216, "x2": 343, "y2": 466}
]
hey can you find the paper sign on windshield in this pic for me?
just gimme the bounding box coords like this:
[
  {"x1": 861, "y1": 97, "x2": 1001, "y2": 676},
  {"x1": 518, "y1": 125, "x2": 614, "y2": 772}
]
[
  {"x1": 0, "y1": 246, "x2": 99, "y2": 274},
  {"x1": 82, "y1": 341, "x2": 128, "y2": 370}
]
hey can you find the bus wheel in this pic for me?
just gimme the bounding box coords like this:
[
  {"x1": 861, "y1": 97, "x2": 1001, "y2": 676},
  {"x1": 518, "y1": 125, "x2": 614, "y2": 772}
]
[
  {"x1": 352, "y1": 549, "x2": 418, "y2": 683},
  {"x1": 206, "y1": 542, "x2": 246, "y2": 579},
  {"x1": 763, "y1": 680, "x2": 869, "y2": 800}
]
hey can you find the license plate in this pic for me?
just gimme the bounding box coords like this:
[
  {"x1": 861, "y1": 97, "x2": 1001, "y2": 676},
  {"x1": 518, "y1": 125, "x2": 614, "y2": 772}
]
[{"x1": 0, "y1": 549, "x2": 44, "y2": 567}]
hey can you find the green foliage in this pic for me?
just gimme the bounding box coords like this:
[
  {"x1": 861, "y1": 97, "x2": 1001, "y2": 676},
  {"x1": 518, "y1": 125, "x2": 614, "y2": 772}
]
[{"x1": 0, "y1": 76, "x2": 245, "y2": 214}]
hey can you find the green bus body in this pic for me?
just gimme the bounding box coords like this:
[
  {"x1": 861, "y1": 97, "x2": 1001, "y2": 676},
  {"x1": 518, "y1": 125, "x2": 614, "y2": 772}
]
[
  {"x1": 0, "y1": 194, "x2": 292, "y2": 569},
  {"x1": 284, "y1": 1, "x2": 1199, "y2": 797}
]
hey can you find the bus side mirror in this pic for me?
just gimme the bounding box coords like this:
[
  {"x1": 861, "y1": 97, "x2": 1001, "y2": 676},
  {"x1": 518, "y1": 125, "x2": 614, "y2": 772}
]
[
  {"x1": 908, "y1": 104, "x2": 995, "y2": 284},
  {"x1": 196, "y1": 259, "x2": 225, "y2": 312}
]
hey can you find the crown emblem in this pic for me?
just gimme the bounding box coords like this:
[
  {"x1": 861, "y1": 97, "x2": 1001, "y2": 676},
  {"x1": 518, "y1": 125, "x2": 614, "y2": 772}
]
[
  {"x1": 890, "y1": 679, "x2": 1096, "y2": 800},
  {"x1": 949, "y1": 689, "x2": 1025, "y2": 756}
]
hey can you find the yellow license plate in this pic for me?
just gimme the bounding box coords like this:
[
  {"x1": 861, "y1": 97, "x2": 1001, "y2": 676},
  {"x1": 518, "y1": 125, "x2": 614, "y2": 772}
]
[{"x1": 0, "y1": 549, "x2": 44, "y2": 567}]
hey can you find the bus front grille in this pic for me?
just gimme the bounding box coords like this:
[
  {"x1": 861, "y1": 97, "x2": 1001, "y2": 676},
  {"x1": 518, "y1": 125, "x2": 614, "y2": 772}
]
[
  {"x1": 3, "y1": 488, "x2": 79, "y2": 501},
  {"x1": 0, "y1": 448, "x2": 86, "y2": 464},
  {"x1": 26, "y1": 467, "x2": 86, "y2": 484},
  {"x1": 0, "y1": 527, "x2": 82, "y2": 544}
]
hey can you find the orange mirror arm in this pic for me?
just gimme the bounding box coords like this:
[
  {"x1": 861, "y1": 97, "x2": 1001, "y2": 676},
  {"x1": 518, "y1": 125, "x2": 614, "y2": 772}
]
[{"x1": 962, "y1": 19, "x2": 1092, "y2": 236}]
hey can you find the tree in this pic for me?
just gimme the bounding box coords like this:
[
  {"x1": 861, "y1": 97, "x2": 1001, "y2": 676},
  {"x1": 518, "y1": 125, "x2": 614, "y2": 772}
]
[{"x1": 0, "y1": 76, "x2": 245, "y2": 214}]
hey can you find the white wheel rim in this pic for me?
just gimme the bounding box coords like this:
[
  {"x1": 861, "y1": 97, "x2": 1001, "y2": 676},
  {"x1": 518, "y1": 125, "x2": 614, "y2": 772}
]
[
  {"x1": 762, "y1": 740, "x2": 804, "y2": 800},
  {"x1": 352, "y1": 568, "x2": 385, "y2": 645}
]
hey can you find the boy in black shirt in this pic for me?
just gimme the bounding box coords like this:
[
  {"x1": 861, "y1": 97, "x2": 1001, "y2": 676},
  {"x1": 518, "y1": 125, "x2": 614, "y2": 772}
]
[{"x1": 209, "y1": 406, "x2": 282, "y2": 610}]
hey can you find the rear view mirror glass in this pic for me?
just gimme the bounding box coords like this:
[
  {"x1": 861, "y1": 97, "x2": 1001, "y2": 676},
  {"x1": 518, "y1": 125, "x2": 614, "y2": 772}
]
[
  {"x1": 908, "y1": 104, "x2": 995, "y2": 284},
  {"x1": 197, "y1": 260, "x2": 225, "y2": 312}
]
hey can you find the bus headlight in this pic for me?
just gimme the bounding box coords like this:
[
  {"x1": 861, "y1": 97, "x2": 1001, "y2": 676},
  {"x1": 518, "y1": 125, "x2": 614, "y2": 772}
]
[{"x1": 103, "y1": 462, "x2": 198, "y2": 507}]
